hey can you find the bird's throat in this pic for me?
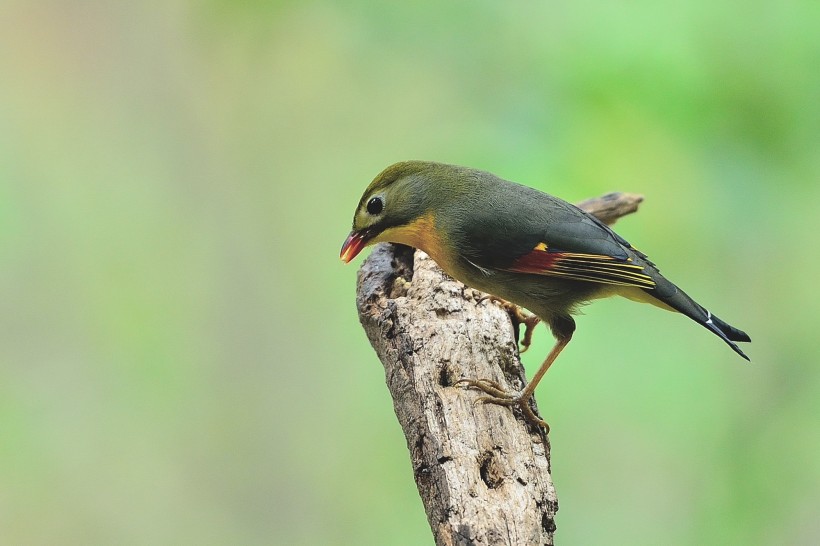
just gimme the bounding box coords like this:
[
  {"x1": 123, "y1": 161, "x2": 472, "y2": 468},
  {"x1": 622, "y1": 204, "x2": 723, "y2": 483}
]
[{"x1": 373, "y1": 213, "x2": 453, "y2": 270}]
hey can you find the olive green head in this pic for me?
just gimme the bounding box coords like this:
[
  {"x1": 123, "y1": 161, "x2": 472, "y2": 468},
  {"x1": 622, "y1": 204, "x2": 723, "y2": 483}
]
[{"x1": 340, "y1": 161, "x2": 465, "y2": 262}]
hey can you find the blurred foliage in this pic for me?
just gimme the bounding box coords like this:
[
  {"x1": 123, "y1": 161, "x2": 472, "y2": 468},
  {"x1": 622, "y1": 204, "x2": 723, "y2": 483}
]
[{"x1": 0, "y1": 0, "x2": 818, "y2": 544}]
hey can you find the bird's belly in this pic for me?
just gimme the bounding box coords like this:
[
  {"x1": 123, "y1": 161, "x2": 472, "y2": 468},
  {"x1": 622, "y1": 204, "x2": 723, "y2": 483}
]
[{"x1": 448, "y1": 259, "x2": 604, "y2": 320}]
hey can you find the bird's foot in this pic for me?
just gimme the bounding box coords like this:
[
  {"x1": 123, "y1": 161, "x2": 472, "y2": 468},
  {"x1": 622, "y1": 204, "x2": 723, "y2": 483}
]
[
  {"x1": 479, "y1": 296, "x2": 540, "y2": 352},
  {"x1": 455, "y1": 378, "x2": 550, "y2": 432}
]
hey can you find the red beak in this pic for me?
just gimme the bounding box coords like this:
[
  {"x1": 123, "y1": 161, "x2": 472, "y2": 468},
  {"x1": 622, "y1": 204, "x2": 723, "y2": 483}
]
[{"x1": 340, "y1": 230, "x2": 369, "y2": 263}]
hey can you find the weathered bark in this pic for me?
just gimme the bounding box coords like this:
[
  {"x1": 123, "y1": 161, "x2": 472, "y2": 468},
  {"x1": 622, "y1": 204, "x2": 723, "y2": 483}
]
[{"x1": 355, "y1": 192, "x2": 644, "y2": 546}]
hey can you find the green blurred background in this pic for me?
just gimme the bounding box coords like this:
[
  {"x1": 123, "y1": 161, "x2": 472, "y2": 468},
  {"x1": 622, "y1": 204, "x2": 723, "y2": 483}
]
[{"x1": 1, "y1": 1, "x2": 818, "y2": 544}]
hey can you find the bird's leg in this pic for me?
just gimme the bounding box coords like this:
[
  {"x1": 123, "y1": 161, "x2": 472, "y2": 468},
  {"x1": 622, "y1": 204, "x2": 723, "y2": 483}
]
[
  {"x1": 479, "y1": 295, "x2": 541, "y2": 352},
  {"x1": 457, "y1": 335, "x2": 571, "y2": 431},
  {"x1": 518, "y1": 334, "x2": 570, "y2": 403},
  {"x1": 457, "y1": 316, "x2": 575, "y2": 432}
]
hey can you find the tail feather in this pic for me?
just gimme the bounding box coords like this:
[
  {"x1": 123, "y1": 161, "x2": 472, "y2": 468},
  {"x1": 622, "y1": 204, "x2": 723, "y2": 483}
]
[
  {"x1": 703, "y1": 311, "x2": 751, "y2": 361},
  {"x1": 640, "y1": 275, "x2": 751, "y2": 361},
  {"x1": 709, "y1": 313, "x2": 751, "y2": 343}
]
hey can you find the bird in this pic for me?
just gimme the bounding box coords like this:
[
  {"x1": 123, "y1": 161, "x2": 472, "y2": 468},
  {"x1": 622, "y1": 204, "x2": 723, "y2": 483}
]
[{"x1": 340, "y1": 161, "x2": 751, "y2": 430}]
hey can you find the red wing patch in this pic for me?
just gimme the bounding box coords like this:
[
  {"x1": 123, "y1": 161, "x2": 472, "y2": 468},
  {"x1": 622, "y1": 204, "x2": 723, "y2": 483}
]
[{"x1": 507, "y1": 243, "x2": 656, "y2": 288}]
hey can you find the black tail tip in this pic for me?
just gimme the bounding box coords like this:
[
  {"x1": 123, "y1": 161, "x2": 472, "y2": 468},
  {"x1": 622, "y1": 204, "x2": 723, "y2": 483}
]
[
  {"x1": 715, "y1": 317, "x2": 751, "y2": 344},
  {"x1": 733, "y1": 344, "x2": 751, "y2": 362},
  {"x1": 707, "y1": 313, "x2": 751, "y2": 361}
]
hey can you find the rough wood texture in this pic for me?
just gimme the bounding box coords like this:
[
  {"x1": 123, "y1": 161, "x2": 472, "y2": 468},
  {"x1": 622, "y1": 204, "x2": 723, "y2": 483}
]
[{"x1": 355, "y1": 192, "x2": 644, "y2": 546}]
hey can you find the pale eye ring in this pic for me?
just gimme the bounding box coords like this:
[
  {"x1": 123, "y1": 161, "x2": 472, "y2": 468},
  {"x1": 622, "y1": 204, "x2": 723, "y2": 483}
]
[{"x1": 366, "y1": 197, "x2": 383, "y2": 215}]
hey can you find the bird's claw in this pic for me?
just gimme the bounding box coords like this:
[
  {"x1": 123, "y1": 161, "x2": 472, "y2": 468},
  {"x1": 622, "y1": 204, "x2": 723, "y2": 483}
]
[
  {"x1": 479, "y1": 296, "x2": 541, "y2": 352},
  {"x1": 456, "y1": 377, "x2": 550, "y2": 432},
  {"x1": 454, "y1": 378, "x2": 510, "y2": 398}
]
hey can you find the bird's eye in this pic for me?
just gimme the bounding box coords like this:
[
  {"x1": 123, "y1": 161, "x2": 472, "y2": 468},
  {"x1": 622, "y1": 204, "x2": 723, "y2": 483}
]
[{"x1": 366, "y1": 197, "x2": 383, "y2": 215}]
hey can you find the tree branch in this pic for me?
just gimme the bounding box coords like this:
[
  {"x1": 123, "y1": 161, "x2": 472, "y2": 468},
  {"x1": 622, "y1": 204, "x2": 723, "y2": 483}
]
[{"x1": 355, "y1": 192, "x2": 644, "y2": 545}]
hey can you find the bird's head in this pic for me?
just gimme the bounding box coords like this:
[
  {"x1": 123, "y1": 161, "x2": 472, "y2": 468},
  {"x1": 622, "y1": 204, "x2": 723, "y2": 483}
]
[{"x1": 340, "y1": 161, "x2": 465, "y2": 263}]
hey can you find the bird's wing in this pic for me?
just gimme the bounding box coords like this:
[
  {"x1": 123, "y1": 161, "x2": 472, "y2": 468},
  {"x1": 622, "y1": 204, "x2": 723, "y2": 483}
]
[
  {"x1": 504, "y1": 242, "x2": 656, "y2": 288},
  {"x1": 457, "y1": 190, "x2": 656, "y2": 289}
]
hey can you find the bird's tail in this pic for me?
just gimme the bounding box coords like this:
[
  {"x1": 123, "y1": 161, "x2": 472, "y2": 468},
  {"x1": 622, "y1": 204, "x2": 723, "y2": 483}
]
[
  {"x1": 632, "y1": 275, "x2": 751, "y2": 360},
  {"x1": 704, "y1": 312, "x2": 752, "y2": 358}
]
